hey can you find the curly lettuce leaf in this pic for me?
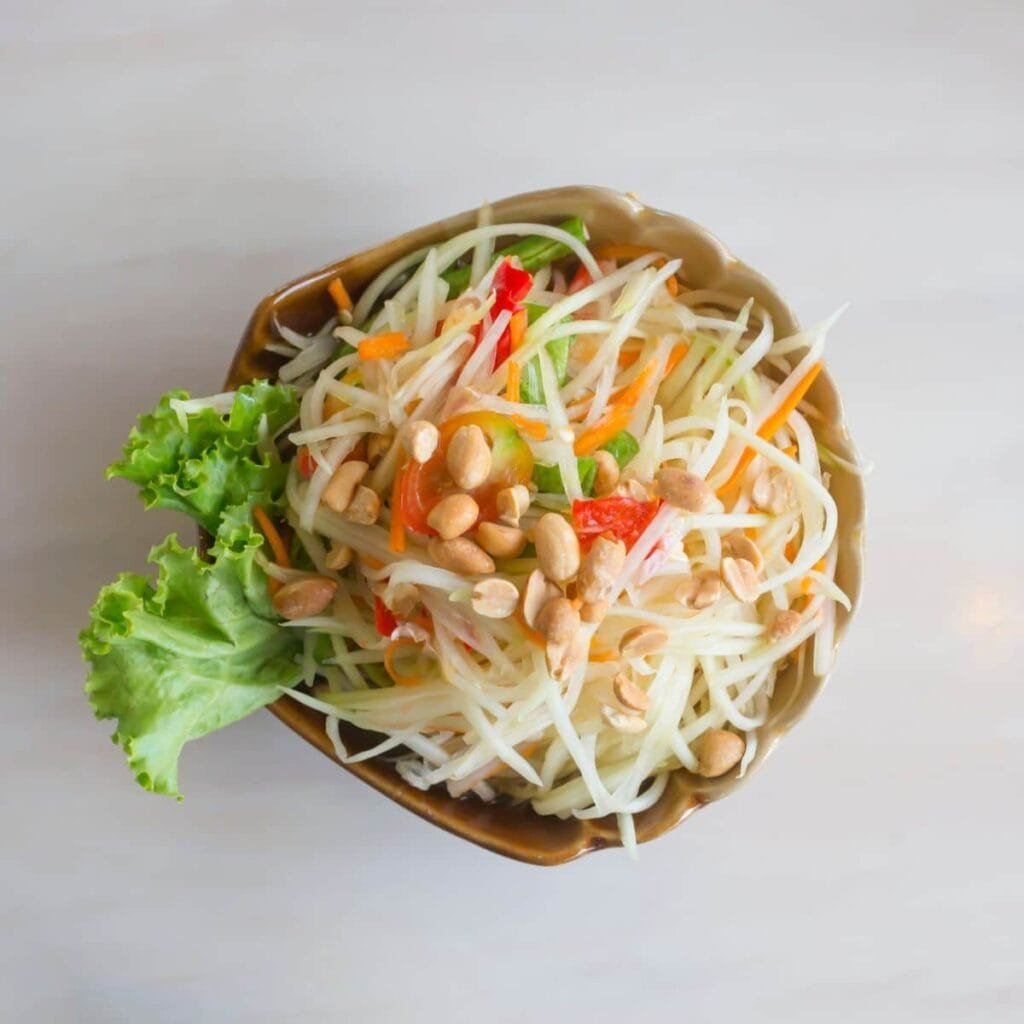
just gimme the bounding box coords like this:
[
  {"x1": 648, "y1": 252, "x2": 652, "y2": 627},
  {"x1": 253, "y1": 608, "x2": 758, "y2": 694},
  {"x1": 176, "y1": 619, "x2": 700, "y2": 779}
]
[
  {"x1": 107, "y1": 380, "x2": 298, "y2": 533},
  {"x1": 81, "y1": 521, "x2": 302, "y2": 798}
]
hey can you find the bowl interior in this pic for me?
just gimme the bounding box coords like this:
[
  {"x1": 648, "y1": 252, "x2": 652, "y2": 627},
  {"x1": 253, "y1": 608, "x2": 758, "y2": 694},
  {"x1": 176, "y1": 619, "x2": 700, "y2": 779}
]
[{"x1": 225, "y1": 185, "x2": 865, "y2": 865}]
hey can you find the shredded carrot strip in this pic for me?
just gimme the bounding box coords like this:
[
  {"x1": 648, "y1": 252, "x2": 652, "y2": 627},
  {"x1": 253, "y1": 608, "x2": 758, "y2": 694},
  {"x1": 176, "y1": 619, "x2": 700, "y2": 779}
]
[
  {"x1": 665, "y1": 275, "x2": 679, "y2": 296},
  {"x1": 253, "y1": 506, "x2": 291, "y2": 569},
  {"x1": 717, "y1": 361, "x2": 824, "y2": 496},
  {"x1": 574, "y1": 360, "x2": 658, "y2": 455},
  {"x1": 589, "y1": 646, "x2": 619, "y2": 663},
  {"x1": 617, "y1": 345, "x2": 642, "y2": 369},
  {"x1": 253, "y1": 506, "x2": 290, "y2": 596},
  {"x1": 327, "y1": 277, "x2": 353, "y2": 313},
  {"x1": 358, "y1": 332, "x2": 410, "y2": 360},
  {"x1": 782, "y1": 444, "x2": 798, "y2": 458},
  {"x1": 573, "y1": 405, "x2": 631, "y2": 456},
  {"x1": 508, "y1": 308, "x2": 527, "y2": 352},
  {"x1": 663, "y1": 342, "x2": 689, "y2": 379},
  {"x1": 785, "y1": 537, "x2": 800, "y2": 562},
  {"x1": 568, "y1": 264, "x2": 592, "y2": 294},
  {"x1": 573, "y1": 344, "x2": 692, "y2": 452},
  {"x1": 510, "y1": 414, "x2": 547, "y2": 440},
  {"x1": 570, "y1": 344, "x2": 687, "y2": 433},
  {"x1": 389, "y1": 460, "x2": 407, "y2": 554},
  {"x1": 618, "y1": 359, "x2": 659, "y2": 408},
  {"x1": 506, "y1": 361, "x2": 520, "y2": 402}
]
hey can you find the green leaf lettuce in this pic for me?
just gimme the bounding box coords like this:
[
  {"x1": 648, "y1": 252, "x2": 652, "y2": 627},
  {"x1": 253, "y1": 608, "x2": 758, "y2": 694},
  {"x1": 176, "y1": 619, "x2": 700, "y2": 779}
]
[
  {"x1": 82, "y1": 382, "x2": 303, "y2": 797},
  {"x1": 107, "y1": 380, "x2": 298, "y2": 533},
  {"x1": 81, "y1": 519, "x2": 303, "y2": 798}
]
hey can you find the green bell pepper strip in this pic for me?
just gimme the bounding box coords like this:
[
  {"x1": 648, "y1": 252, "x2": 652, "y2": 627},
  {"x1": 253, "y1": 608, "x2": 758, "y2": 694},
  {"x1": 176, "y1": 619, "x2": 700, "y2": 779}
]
[{"x1": 442, "y1": 217, "x2": 587, "y2": 296}]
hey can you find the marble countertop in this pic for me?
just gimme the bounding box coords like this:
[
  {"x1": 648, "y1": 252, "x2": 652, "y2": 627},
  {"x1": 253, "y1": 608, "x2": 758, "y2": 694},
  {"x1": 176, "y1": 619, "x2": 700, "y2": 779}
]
[{"x1": 3, "y1": 2, "x2": 1021, "y2": 1021}]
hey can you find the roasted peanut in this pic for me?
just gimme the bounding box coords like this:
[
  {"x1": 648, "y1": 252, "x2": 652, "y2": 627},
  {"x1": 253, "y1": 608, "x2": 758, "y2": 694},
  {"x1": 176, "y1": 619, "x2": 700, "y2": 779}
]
[
  {"x1": 548, "y1": 632, "x2": 588, "y2": 682},
  {"x1": 617, "y1": 478, "x2": 651, "y2": 502},
  {"x1": 447, "y1": 424, "x2": 491, "y2": 489},
  {"x1": 475, "y1": 522, "x2": 527, "y2": 558},
  {"x1": 592, "y1": 450, "x2": 620, "y2": 497},
  {"x1": 752, "y1": 467, "x2": 792, "y2": 514},
  {"x1": 522, "y1": 569, "x2": 560, "y2": 628},
  {"x1": 676, "y1": 570, "x2": 721, "y2": 610},
  {"x1": 580, "y1": 599, "x2": 608, "y2": 624},
  {"x1": 343, "y1": 485, "x2": 381, "y2": 524},
  {"x1": 577, "y1": 535, "x2": 626, "y2": 605},
  {"x1": 404, "y1": 420, "x2": 439, "y2": 464},
  {"x1": 536, "y1": 597, "x2": 580, "y2": 646},
  {"x1": 655, "y1": 467, "x2": 713, "y2": 512},
  {"x1": 322, "y1": 460, "x2": 369, "y2": 514},
  {"x1": 324, "y1": 543, "x2": 353, "y2": 571},
  {"x1": 272, "y1": 576, "x2": 337, "y2": 620},
  {"x1": 768, "y1": 608, "x2": 801, "y2": 641},
  {"x1": 613, "y1": 673, "x2": 650, "y2": 713},
  {"x1": 694, "y1": 729, "x2": 745, "y2": 777},
  {"x1": 496, "y1": 484, "x2": 531, "y2": 526},
  {"x1": 471, "y1": 578, "x2": 520, "y2": 619},
  {"x1": 721, "y1": 556, "x2": 758, "y2": 602},
  {"x1": 619, "y1": 624, "x2": 668, "y2": 658},
  {"x1": 427, "y1": 493, "x2": 479, "y2": 540},
  {"x1": 723, "y1": 530, "x2": 764, "y2": 574},
  {"x1": 428, "y1": 537, "x2": 495, "y2": 575},
  {"x1": 534, "y1": 512, "x2": 581, "y2": 582},
  {"x1": 601, "y1": 704, "x2": 647, "y2": 734}
]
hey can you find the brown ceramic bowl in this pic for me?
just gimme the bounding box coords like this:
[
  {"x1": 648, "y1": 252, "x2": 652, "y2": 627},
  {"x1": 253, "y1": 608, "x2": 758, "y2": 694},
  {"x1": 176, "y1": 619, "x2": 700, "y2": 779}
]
[{"x1": 224, "y1": 185, "x2": 865, "y2": 865}]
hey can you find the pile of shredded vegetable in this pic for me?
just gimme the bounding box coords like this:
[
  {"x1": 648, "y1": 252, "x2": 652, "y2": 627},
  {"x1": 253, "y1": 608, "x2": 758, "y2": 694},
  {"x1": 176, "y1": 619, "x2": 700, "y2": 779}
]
[{"x1": 254, "y1": 212, "x2": 857, "y2": 854}]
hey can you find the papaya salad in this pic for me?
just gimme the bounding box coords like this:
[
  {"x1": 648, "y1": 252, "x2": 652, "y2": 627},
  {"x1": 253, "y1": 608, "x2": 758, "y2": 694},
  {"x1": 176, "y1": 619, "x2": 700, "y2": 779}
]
[{"x1": 82, "y1": 212, "x2": 855, "y2": 851}]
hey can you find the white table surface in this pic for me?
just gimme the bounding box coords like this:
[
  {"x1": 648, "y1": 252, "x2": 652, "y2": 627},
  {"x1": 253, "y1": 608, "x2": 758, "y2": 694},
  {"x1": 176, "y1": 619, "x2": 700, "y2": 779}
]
[{"x1": 3, "y1": 2, "x2": 1022, "y2": 1021}]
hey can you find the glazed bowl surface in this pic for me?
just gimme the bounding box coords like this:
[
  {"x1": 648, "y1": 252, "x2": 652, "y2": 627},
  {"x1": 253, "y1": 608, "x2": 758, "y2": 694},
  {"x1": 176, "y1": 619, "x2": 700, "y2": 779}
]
[{"x1": 224, "y1": 185, "x2": 865, "y2": 865}]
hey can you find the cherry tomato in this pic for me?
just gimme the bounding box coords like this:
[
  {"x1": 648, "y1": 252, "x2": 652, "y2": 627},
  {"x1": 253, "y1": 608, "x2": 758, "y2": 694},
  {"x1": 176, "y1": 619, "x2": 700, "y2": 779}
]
[
  {"x1": 297, "y1": 446, "x2": 315, "y2": 478},
  {"x1": 572, "y1": 497, "x2": 662, "y2": 551},
  {"x1": 568, "y1": 263, "x2": 592, "y2": 294},
  {"x1": 401, "y1": 411, "x2": 534, "y2": 536},
  {"x1": 374, "y1": 596, "x2": 398, "y2": 637}
]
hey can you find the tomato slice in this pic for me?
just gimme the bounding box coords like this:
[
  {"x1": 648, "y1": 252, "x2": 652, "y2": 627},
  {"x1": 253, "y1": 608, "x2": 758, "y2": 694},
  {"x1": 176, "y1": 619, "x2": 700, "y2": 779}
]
[
  {"x1": 401, "y1": 411, "x2": 534, "y2": 535},
  {"x1": 572, "y1": 497, "x2": 662, "y2": 551},
  {"x1": 374, "y1": 596, "x2": 399, "y2": 637},
  {"x1": 297, "y1": 446, "x2": 316, "y2": 479}
]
